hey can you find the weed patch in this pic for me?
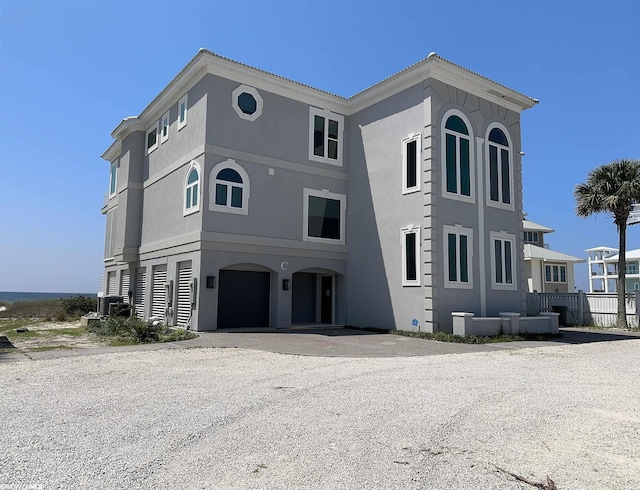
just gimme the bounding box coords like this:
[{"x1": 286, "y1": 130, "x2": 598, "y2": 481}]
[{"x1": 390, "y1": 329, "x2": 562, "y2": 344}]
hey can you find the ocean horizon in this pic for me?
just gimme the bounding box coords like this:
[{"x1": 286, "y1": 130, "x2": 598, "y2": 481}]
[{"x1": 0, "y1": 291, "x2": 97, "y2": 303}]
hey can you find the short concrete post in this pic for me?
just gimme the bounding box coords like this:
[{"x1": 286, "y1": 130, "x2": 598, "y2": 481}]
[
  {"x1": 540, "y1": 312, "x2": 560, "y2": 334},
  {"x1": 452, "y1": 312, "x2": 474, "y2": 337},
  {"x1": 500, "y1": 312, "x2": 520, "y2": 335}
]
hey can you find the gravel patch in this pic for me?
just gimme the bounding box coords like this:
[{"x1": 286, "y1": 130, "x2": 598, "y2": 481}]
[{"x1": 1, "y1": 341, "x2": 639, "y2": 489}]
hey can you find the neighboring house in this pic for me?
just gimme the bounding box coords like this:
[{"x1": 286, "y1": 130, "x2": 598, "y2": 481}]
[
  {"x1": 522, "y1": 219, "x2": 584, "y2": 293},
  {"x1": 99, "y1": 49, "x2": 537, "y2": 333},
  {"x1": 587, "y1": 246, "x2": 640, "y2": 293}
]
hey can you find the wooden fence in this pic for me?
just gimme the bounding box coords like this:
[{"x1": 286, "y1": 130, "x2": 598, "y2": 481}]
[{"x1": 527, "y1": 291, "x2": 639, "y2": 327}]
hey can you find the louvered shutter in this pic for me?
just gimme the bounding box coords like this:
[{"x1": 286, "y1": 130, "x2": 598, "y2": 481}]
[
  {"x1": 151, "y1": 265, "x2": 167, "y2": 318},
  {"x1": 134, "y1": 268, "x2": 146, "y2": 318},
  {"x1": 176, "y1": 261, "x2": 192, "y2": 326},
  {"x1": 120, "y1": 270, "x2": 130, "y2": 303}
]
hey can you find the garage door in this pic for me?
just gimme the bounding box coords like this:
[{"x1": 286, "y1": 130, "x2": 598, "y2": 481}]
[{"x1": 218, "y1": 270, "x2": 270, "y2": 328}]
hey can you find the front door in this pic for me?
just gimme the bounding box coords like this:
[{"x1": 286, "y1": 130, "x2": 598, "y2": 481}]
[{"x1": 320, "y1": 276, "x2": 333, "y2": 323}]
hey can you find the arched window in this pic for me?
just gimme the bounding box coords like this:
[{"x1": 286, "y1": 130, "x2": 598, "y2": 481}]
[
  {"x1": 486, "y1": 125, "x2": 513, "y2": 209},
  {"x1": 442, "y1": 110, "x2": 474, "y2": 202},
  {"x1": 184, "y1": 162, "x2": 200, "y2": 215},
  {"x1": 209, "y1": 159, "x2": 250, "y2": 215}
]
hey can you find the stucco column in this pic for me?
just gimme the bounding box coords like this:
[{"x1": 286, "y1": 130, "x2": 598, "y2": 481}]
[{"x1": 475, "y1": 137, "x2": 486, "y2": 317}]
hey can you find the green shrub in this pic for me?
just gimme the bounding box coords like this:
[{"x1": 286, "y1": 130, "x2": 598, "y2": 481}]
[{"x1": 61, "y1": 296, "x2": 97, "y2": 316}]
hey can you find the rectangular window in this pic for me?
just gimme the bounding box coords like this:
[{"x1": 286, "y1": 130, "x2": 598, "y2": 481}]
[
  {"x1": 303, "y1": 189, "x2": 346, "y2": 244},
  {"x1": 444, "y1": 225, "x2": 473, "y2": 288},
  {"x1": 545, "y1": 264, "x2": 567, "y2": 283},
  {"x1": 491, "y1": 231, "x2": 516, "y2": 290},
  {"x1": 109, "y1": 161, "x2": 118, "y2": 197},
  {"x1": 626, "y1": 262, "x2": 639, "y2": 274},
  {"x1": 160, "y1": 110, "x2": 170, "y2": 143},
  {"x1": 178, "y1": 93, "x2": 188, "y2": 130},
  {"x1": 402, "y1": 226, "x2": 420, "y2": 286},
  {"x1": 309, "y1": 108, "x2": 344, "y2": 166},
  {"x1": 146, "y1": 123, "x2": 159, "y2": 154},
  {"x1": 402, "y1": 133, "x2": 421, "y2": 194}
]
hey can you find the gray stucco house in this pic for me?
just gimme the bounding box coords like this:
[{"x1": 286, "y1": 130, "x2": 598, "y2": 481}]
[{"x1": 100, "y1": 49, "x2": 537, "y2": 333}]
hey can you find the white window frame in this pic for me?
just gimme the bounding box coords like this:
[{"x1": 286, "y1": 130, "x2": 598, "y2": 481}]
[
  {"x1": 232, "y1": 84, "x2": 263, "y2": 121},
  {"x1": 402, "y1": 132, "x2": 421, "y2": 194},
  {"x1": 490, "y1": 231, "x2": 517, "y2": 290},
  {"x1": 208, "y1": 159, "x2": 250, "y2": 215},
  {"x1": 146, "y1": 122, "x2": 159, "y2": 154},
  {"x1": 303, "y1": 188, "x2": 346, "y2": 245},
  {"x1": 184, "y1": 162, "x2": 200, "y2": 216},
  {"x1": 441, "y1": 109, "x2": 475, "y2": 204},
  {"x1": 178, "y1": 93, "x2": 188, "y2": 131},
  {"x1": 401, "y1": 225, "x2": 421, "y2": 286},
  {"x1": 308, "y1": 107, "x2": 344, "y2": 166},
  {"x1": 485, "y1": 123, "x2": 514, "y2": 210},
  {"x1": 545, "y1": 264, "x2": 567, "y2": 283},
  {"x1": 108, "y1": 160, "x2": 118, "y2": 198},
  {"x1": 443, "y1": 224, "x2": 473, "y2": 289},
  {"x1": 160, "y1": 110, "x2": 170, "y2": 144},
  {"x1": 523, "y1": 231, "x2": 539, "y2": 243}
]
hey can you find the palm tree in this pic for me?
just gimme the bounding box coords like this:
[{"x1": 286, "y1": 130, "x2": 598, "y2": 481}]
[{"x1": 574, "y1": 159, "x2": 640, "y2": 328}]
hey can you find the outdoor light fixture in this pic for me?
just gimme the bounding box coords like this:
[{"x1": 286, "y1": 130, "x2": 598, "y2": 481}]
[
  {"x1": 282, "y1": 279, "x2": 290, "y2": 290},
  {"x1": 206, "y1": 276, "x2": 216, "y2": 289}
]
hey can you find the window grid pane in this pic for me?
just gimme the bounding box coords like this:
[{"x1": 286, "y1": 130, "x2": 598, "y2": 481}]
[
  {"x1": 501, "y1": 148, "x2": 510, "y2": 204},
  {"x1": 231, "y1": 187, "x2": 243, "y2": 208},
  {"x1": 545, "y1": 266, "x2": 551, "y2": 282},
  {"x1": 406, "y1": 140, "x2": 417, "y2": 189},
  {"x1": 192, "y1": 184, "x2": 198, "y2": 207},
  {"x1": 560, "y1": 266, "x2": 566, "y2": 283},
  {"x1": 446, "y1": 134, "x2": 457, "y2": 193},
  {"x1": 186, "y1": 187, "x2": 192, "y2": 208},
  {"x1": 215, "y1": 184, "x2": 227, "y2": 206},
  {"x1": 448, "y1": 234, "x2": 457, "y2": 282},
  {"x1": 313, "y1": 115, "x2": 325, "y2": 157},
  {"x1": 460, "y1": 138, "x2": 470, "y2": 196},
  {"x1": 308, "y1": 196, "x2": 341, "y2": 240},
  {"x1": 459, "y1": 235, "x2": 468, "y2": 282},
  {"x1": 405, "y1": 232, "x2": 417, "y2": 281},
  {"x1": 505, "y1": 241, "x2": 513, "y2": 283},
  {"x1": 489, "y1": 145, "x2": 499, "y2": 201},
  {"x1": 495, "y1": 239, "x2": 503, "y2": 283}
]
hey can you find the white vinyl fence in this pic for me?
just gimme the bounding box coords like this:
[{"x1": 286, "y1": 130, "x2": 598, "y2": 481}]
[{"x1": 527, "y1": 291, "x2": 639, "y2": 327}]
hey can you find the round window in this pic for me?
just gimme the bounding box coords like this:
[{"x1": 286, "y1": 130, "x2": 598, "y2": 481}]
[{"x1": 232, "y1": 85, "x2": 263, "y2": 121}]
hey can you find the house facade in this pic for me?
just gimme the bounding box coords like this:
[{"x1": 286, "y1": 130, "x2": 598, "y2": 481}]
[
  {"x1": 587, "y1": 246, "x2": 640, "y2": 293},
  {"x1": 522, "y1": 219, "x2": 584, "y2": 293},
  {"x1": 100, "y1": 49, "x2": 537, "y2": 332}
]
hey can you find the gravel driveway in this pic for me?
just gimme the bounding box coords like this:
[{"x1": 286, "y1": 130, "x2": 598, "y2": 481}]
[{"x1": 1, "y1": 340, "x2": 639, "y2": 489}]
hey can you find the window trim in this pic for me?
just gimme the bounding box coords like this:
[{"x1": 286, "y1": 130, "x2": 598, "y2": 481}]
[
  {"x1": 308, "y1": 107, "x2": 344, "y2": 166},
  {"x1": 401, "y1": 225, "x2": 421, "y2": 286},
  {"x1": 208, "y1": 159, "x2": 250, "y2": 215},
  {"x1": 108, "y1": 160, "x2": 118, "y2": 198},
  {"x1": 177, "y1": 93, "x2": 188, "y2": 131},
  {"x1": 485, "y1": 123, "x2": 514, "y2": 210},
  {"x1": 303, "y1": 188, "x2": 346, "y2": 245},
  {"x1": 443, "y1": 224, "x2": 473, "y2": 289},
  {"x1": 441, "y1": 109, "x2": 475, "y2": 203},
  {"x1": 184, "y1": 162, "x2": 201, "y2": 216},
  {"x1": 146, "y1": 122, "x2": 159, "y2": 154},
  {"x1": 160, "y1": 110, "x2": 170, "y2": 144},
  {"x1": 402, "y1": 132, "x2": 421, "y2": 194},
  {"x1": 490, "y1": 231, "x2": 517, "y2": 291},
  {"x1": 232, "y1": 84, "x2": 263, "y2": 121},
  {"x1": 523, "y1": 231, "x2": 539, "y2": 243}
]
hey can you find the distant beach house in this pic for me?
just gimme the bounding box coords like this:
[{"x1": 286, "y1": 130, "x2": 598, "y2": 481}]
[
  {"x1": 587, "y1": 246, "x2": 640, "y2": 293},
  {"x1": 522, "y1": 219, "x2": 584, "y2": 293},
  {"x1": 99, "y1": 49, "x2": 537, "y2": 332}
]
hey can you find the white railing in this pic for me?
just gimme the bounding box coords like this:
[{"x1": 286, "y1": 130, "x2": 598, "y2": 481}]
[{"x1": 528, "y1": 291, "x2": 639, "y2": 327}]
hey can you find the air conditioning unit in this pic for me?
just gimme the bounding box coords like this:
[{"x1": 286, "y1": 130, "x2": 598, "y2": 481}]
[{"x1": 99, "y1": 295, "x2": 123, "y2": 317}]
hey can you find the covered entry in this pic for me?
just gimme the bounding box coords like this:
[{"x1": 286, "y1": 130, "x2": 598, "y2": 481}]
[
  {"x1": 217, "y1": 270, "x2": 270, "y2": 328},
  {"x1": 292, "y1": 272, "x2": 335, "y2": 324}
]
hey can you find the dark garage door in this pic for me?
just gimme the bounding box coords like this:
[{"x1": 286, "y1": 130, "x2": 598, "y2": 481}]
[{"x1": 218, "y1": 270, "x2": 270, "y2": 328}]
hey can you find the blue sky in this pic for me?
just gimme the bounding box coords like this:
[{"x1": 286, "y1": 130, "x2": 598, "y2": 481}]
[{"x1": 0, "y1": 0, "x2": 638, "y2": 293}]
